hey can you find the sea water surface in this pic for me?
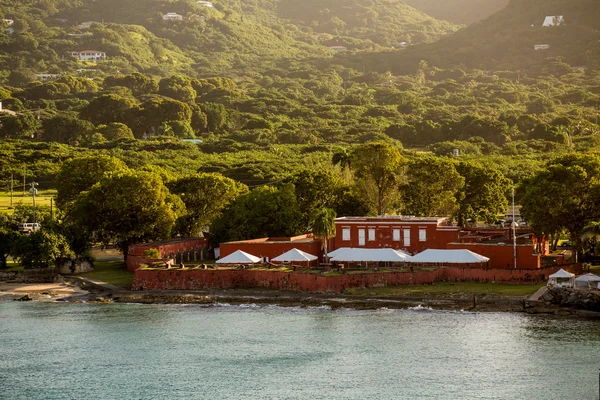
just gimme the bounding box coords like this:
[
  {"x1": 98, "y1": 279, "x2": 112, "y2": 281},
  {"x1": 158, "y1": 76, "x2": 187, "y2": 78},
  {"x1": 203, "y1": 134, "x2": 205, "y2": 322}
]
[{"x1": 1, "y1": 302, "x2": 599, "y2": 400}]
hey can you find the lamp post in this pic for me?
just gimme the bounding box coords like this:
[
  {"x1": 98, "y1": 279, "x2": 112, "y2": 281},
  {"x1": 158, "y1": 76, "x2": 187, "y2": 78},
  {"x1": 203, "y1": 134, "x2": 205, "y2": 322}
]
[{"x1": 29, "y1": 182, "x2": 38, "y2": 227}]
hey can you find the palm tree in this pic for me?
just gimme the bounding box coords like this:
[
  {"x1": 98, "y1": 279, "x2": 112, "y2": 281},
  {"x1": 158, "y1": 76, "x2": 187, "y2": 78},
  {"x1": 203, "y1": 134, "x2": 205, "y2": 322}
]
[
  {"x1": 310, "y1": 208, "x2": 337, "y2": 263},
  {"x1": 580, "y1": 221, "x2": 600, "y2": 244}
]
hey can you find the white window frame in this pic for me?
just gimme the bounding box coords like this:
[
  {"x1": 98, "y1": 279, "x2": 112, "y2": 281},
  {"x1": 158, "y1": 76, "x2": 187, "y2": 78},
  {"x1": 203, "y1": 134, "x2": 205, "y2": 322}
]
[
  {"x1": 393, "y1": 229, "x2": 401, "y2": 241},
  {"x1": 368, "y1": 228, "x2": 376, "y2": 241},
  {"x1": 419, "y1": 228, "x2": 427, "y2": 242},
  {"x1": 358, "y1": 228, "x2": 366, "y2": 246},
  {"x1": 403, "y1": 229, "x2": 411, "y2": 247},
  {"x1": 342, "y1": 227, "x2": 351, "y2": 241}
]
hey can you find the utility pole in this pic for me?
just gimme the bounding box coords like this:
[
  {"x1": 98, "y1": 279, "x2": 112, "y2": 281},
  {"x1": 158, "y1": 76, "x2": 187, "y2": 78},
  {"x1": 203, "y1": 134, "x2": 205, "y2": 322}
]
[
  {"x1": 50, "y1": 198, "x2": 53, "y2": 220},
  {"x1": 29, "y1": 182, "x2": 38, "y2": 226},
  {"x1": 23, "y1": 166, "x2": 26, "y2": 196}
]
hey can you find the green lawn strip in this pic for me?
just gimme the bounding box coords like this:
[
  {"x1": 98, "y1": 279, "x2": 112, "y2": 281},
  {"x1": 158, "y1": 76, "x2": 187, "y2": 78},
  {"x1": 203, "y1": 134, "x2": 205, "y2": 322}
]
[
  {"x1": 0, "y1": 190, "x2": 56, "y2": 214},
  {"x1": 77, "y1": 260, "x2": 133, "y2": 289},
  {"x1": 344, "y1": 282, "x2": 545, "y2": 298}
]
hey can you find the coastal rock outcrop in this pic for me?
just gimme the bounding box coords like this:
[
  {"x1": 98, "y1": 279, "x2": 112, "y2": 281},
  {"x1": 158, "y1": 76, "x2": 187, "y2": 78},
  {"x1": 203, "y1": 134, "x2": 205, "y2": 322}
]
[{"x1": 542, "y1": 288, "x2": 600, "y2": 312}]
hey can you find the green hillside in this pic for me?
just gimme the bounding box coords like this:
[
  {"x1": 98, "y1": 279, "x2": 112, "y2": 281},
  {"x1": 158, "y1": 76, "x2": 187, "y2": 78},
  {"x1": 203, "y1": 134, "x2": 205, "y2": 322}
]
[
  {"x1": 402, "y1": 0, "x2": 509, "y2": 25},
  {"x1": 0, "y1": 0, "x2": 460, "y2": 80},
  {"x1": 367, "y1": 0, "x2": 600, "y2": 74}
]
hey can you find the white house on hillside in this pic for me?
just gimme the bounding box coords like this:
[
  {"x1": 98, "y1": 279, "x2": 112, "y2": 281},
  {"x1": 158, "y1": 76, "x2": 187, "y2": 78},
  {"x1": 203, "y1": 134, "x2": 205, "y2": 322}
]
[
  {"x1": 35, "y1": 73, "x2": 61, "y2": 81},
  {"x1": 534, "y1": 44, "x2": 550, "y2": 50},
  {"x1": 197, "y1": 1, "x2": 214, "y2": 7},
  {"x1": 0, "y1": 102, "x2": 17, "y2": 116},
  {"x1": 542, "y1": 15, "x2": 565, "y2": 27},
  {"x1": 163, "y1": 12, "x2": 184, "y2": 21},
  {"x1": 71, "y1": 50, "x2": 106, "y2": 61}
]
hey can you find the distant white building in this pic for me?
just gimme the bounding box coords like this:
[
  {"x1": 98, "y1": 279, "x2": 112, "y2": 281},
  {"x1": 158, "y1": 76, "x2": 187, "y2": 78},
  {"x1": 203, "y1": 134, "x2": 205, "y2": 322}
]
[
  {"x1": 3, "y1": 19, "x2": 14, "y2": 26},
  {"x1": 534, "y1": 44, "x2": 550, "y2": 50},
  {"x1": 0, "y1": 102, "x2": 17, "y2": 116},
  {"x1": 163, "y1": 12, "x2": 184, "y2": 21},
  {"x1": 542, "y1": 15, "x2": 565, "y2": 27},
  {"x1": 71, "y1": 50, "x2": 106, "y2": 61},
  {"x1": 398, "y1": 41, "x2": 408, "y2": 48},
  {"x1": 35, "y1": 73, "x2": 61, "y2": 81},
  {"x1": 197, "y1": 1, "x2": 214, "y2": 7},
  {"x1": 329, "y1": 45, "x2": 347, "y2": 51}
]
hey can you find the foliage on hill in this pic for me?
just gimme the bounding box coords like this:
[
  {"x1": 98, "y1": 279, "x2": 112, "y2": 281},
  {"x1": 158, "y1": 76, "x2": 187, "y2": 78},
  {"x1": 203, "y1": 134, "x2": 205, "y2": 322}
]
[
  {"x1": 364, "y1": 0, "x2": 600, "y2": 74},
  {"x1": 402, "y1": 0, "x2": 509, "y2": 25},
  {"x1": 0, "y1": 0, "x2": 460, "y2": 79}
]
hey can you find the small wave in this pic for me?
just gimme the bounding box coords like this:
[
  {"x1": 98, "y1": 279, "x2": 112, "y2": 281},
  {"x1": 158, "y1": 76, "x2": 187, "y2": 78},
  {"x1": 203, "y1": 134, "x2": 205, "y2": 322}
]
[{"x1": 407, "y1": 304, "x2": 434, "y2": 311}]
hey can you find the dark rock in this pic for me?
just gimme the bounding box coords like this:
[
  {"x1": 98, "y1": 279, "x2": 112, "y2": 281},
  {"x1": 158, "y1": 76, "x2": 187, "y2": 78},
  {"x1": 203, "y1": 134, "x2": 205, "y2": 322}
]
[{"x1": 15, "y1": 294, "x2": 32, "y2": 301}]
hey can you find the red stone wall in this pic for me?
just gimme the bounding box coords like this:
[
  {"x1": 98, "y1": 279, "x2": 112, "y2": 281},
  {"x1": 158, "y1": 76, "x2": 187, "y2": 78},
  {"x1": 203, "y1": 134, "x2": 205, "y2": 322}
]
[
  {"x1": 133, "y1": 264, "x2": 583, "y2": 293},
  {"x1": 446, "y1": 243, "x2": 540, "y2": 269},
  {"x1": 220, "y1": 240, "x2": 322, "y2": 264},
  {"x1": 127, "y1": 238, "x2": 206, "y2": 271}
]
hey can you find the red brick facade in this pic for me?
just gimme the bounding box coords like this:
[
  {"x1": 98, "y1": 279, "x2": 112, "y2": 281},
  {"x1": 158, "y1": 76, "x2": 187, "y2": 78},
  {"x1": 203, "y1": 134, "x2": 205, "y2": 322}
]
[
  {"x1": 446, "y1": 242, "x2": 541, "y2": 269},
  {"x1": 220, "y1": 234, "x2": 322, "y2": 265},
  {"x1": 127, "y1": 238, "x2": 207, "y2": 271},
  {"x1": 333, "y1": 216, "x2": 460, "y2": 254},
  {"x1": 133, "y1": 264, "x2": 583, "y2": 293}
]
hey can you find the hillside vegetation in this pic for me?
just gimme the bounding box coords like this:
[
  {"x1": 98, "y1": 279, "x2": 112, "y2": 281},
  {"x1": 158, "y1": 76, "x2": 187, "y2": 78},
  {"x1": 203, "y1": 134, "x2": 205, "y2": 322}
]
[
  {"x1": 402, "y1": 0, "x2": 509, "y2": 25},
  {"x1": 368, "y1": 0, "x2": 600, "y2": 74},
  {"x1": 0, "y1": 0, "x2": 459, "y2": 79}
]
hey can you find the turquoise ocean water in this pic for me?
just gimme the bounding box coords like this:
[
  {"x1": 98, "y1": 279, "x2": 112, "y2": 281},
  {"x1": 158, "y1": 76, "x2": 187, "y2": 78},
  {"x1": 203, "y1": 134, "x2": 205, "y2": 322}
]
[{"x1": 1, "y1": 302, "x2": 599, "y2": 399}]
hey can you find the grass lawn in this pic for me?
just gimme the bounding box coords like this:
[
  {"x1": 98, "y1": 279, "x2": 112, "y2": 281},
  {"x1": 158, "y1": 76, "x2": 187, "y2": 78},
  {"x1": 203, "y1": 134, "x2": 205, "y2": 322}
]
[
  {"x1": 344, "y1": 281, "x2": 545, "y2": 298},
  {"x1": 77, "y1": 260, "x2": 134, "y2": 289},
  {"x1": 0, "y1": 190, "x2": 56, "y2": 214}
]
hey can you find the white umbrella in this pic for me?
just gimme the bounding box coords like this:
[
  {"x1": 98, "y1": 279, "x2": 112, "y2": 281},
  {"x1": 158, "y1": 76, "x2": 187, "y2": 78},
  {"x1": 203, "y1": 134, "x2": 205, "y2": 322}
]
[
  {"x1": 216, "y1": 250, "x2": 262, "y2": 264},
  {"x1": 407, "y1": 249, "x2": 489, "y2": 264},
  {"x1": 272, "y1": 248, "x2": 318, "y2": 263},
  {"x1": 330, "y1": 248, "x2": 410, "y2": 262}
]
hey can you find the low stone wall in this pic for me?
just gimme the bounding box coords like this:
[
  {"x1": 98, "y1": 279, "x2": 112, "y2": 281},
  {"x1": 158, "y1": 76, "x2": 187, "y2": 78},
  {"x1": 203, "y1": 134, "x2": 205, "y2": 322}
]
[
  {"x1": 542, "y1": 287, "x2": 600, "y2": 312},
  {"x1": 0, "y1": 268, "x2": 58, "y2": 283},
  {"x1": 57, "y1": 259, "x2": 94, "y2": 275},
  {"x1": 133, "y1": 264, "x2": 583, "y2": 293}
]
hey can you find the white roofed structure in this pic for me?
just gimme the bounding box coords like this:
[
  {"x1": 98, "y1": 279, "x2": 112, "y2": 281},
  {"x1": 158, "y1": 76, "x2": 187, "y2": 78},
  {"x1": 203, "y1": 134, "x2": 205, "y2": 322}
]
[
  {"x1": 329, "y1": 248, "x2": 410, "y2": 262},
  {"x1": 407, "y1": 249, "x2": 489, "y2": 265},
  {"x1": 216, "y1": 250, "x2": 261, "y2": 264},
  {"x1": 272, "y1": 248, "x2": 318, "y2": 264},
  {"x1": 574, "y1": 273, "x2": 600, "y2": 290},
  {"x1": 542, "y1": 15, "x2": 565, "y2": 27},
  {"x1": 548, "y1": 268, "x2": 575, "y2": 288}
]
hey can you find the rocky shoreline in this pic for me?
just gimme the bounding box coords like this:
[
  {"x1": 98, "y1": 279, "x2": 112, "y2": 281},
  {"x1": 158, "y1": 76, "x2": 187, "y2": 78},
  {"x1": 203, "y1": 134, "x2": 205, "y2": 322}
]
[{"x1": 2, "y1": 280, "x2": 600, "y2": 318}]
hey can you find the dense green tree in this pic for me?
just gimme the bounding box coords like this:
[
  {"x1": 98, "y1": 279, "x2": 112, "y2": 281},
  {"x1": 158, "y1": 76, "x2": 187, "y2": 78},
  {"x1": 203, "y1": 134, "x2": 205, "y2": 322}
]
[
  {"x1": 400, "y1": 156, "x2": 464, "y2": 217},
  {"x1": 211, "y1": 184, "x2": 303, "y2": 243},
  {"x1": 98, "y1": 122, "x2": 135, "y2": 141},
  {"x1": 55, "y1": 155, "x2": 129, "y2": 208},
  {"x1": 104, "y1": 73, "x2": 158, "y2": 96},
  {"x1": 0, "y1": 113, "x2": 41, "y2": 139},
  {"x1": 11, "y1": 229, "x2": 71, "y2": 269},
  {"x1": 285, "y1": 170, "x2": 343, "y2": 229},
  {"x1": 454, "y1": 161, "x2": 510, "y2": 226},
  {"x1": 351, "y1": 142, "x2": 406, "y2": 215},
  {"x1": 168, "y1": 173, "x2": 247, "y2": 236},
  {"x1": 69, "y1": 171, "x2": 184, "y2": 260},
  {"x1": 80, "y1": 94, "x2": 137, "y2": 126},
  {"x1": 42, "y1": 114, "x2": 94, "y2": 144}
]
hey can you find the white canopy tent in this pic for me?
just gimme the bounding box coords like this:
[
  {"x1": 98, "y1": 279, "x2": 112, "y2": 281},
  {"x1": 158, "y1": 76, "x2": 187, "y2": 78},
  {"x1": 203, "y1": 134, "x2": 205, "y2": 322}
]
[
  {"x1": 329, "y1": 248, "x2": 410, "y2": 263},
  {"x1": 272, "y1": 248, "x2": 318, "y2": 265},
  {"x1": 574, "y1": 273, "x2": 600, "y2": 290},
  {"x1": 406, "y1": 249, "x2": 489, "y2": 265},
  {"x1": 216, "y1": 250, "x2": 262, "y2": 264},
  {"x1": 547, "y1": 269, "x2": 575, "y2": 288}
]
